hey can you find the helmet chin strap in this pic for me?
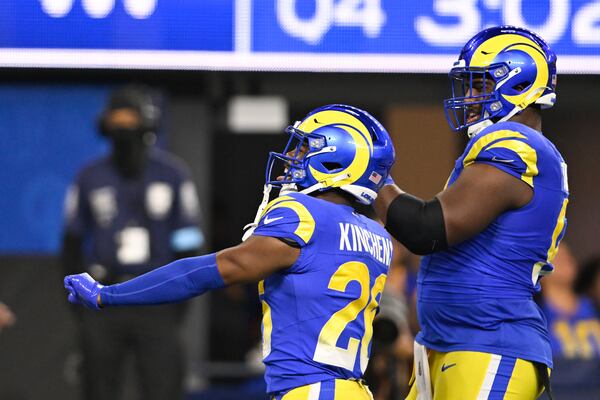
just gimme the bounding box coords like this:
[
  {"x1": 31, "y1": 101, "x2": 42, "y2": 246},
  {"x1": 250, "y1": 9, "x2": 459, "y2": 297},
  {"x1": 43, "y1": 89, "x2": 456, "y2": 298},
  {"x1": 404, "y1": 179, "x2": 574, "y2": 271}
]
[
  {"x1": 279, "y1": 183, "x2": 298, "y2": 196},
  {"x1": 299, "y1": 173, "x2": 351, "y2": 196},
  {"x1": 242, "y1": 173, "x2": 351, "y2": 242},
  {"x1": 242, "y1": 184, "x2": 273, "y2": 242},
  {"x1": 240, "y1": 180, "x2": 306, "y2": 242},
  {"x1": 466, "y1": 118, "x2": 493, "y2": 138}
]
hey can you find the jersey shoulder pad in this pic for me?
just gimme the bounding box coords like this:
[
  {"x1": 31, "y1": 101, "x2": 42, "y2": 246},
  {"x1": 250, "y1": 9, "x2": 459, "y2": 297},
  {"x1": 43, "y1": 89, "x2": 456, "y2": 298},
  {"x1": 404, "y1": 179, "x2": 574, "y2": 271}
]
[
  {"x1": 252, "y1": 193, "x2": 317, "y2": 246},
  {"x1": 462, "y1": 122, "x2": 539, "y2": 187}
]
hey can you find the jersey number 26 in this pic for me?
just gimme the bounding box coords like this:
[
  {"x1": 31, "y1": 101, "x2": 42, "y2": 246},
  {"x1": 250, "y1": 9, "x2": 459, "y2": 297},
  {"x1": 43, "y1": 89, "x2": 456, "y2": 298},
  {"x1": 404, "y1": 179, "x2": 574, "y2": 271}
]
[{"x1": 313, "y1": 261, "x2": 387, "y2": 373}]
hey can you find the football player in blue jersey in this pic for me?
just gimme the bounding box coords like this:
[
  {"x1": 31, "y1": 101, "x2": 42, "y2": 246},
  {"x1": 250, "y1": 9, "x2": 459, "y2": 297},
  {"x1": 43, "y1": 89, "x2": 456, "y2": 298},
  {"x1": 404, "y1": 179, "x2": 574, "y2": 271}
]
[
  {"x1": 375, "y1": 26, "x2": 568, "y2": 399},
  {"x1": 65, "y1": 104, "x2": 396, "y2": 399}
]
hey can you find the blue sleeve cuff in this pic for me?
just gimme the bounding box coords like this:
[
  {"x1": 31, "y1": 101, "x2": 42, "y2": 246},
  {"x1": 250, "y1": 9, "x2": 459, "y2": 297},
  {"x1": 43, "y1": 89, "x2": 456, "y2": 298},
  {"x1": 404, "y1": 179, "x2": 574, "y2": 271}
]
[{"x1": 101, "y1": 253, "x2": 225, "y2": 306}]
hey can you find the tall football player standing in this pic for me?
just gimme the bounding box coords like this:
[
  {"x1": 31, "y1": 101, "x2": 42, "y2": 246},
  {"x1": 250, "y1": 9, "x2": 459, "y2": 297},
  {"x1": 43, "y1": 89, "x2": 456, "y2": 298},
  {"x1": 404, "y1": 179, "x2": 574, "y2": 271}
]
[{"x1": 376, "y1": 26, "x2": 568, "y2": 400}]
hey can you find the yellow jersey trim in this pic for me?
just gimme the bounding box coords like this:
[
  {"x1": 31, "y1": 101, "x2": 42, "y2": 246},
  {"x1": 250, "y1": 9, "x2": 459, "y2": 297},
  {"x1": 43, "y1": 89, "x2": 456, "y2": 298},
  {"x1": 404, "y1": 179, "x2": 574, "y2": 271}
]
[
  {"x1": 463, "y1": 130, "x2": 539, "y2": 187},
  {"x1": 261, "y1": 196, "x2": 316, "y2": 244}
]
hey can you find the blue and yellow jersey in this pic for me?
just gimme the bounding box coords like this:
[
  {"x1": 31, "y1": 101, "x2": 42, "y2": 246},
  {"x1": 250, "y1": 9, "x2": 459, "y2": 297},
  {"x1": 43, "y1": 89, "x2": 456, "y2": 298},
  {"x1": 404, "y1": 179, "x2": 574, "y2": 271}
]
[
  {"x1": 417, "y1": 121, "x2": 569, "y2": 368},
  {"x1": 251, "y1": 192, "x2": 393, "y2": 395},
  {"x1": 542, "y1": 297, "x2": 600, "y2": 359}
]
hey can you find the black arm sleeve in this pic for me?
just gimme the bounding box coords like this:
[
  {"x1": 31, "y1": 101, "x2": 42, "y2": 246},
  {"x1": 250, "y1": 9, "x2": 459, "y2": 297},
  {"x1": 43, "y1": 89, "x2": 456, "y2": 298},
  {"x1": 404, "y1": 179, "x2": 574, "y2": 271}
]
[{"x1": 384, "y1": 193, "x2": 448, "y2": 256}]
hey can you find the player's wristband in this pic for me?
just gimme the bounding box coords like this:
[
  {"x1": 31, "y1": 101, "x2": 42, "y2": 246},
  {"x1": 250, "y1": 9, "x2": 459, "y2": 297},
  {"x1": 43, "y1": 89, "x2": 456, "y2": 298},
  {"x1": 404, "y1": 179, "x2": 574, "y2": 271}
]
[
  {"x1": 385, "y1": 193, "x2": 448, "y2": 255},
  {"x1": 100, "y1": 253, "x2": 225, "y2": 307}
]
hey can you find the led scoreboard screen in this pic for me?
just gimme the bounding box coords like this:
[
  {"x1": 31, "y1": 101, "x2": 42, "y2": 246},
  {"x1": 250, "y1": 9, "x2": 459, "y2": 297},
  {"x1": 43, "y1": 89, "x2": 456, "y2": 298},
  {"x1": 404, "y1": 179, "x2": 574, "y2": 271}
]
[{"x1": 0, "y1": 0, "x2": 598, "y2": 73}]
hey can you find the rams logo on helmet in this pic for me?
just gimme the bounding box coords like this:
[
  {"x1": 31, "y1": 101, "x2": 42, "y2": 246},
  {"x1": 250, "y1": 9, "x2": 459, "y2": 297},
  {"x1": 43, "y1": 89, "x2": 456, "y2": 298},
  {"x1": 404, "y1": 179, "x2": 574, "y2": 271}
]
[{"x1": 266, "y1": 104, "x2": 394, "y2": 205}]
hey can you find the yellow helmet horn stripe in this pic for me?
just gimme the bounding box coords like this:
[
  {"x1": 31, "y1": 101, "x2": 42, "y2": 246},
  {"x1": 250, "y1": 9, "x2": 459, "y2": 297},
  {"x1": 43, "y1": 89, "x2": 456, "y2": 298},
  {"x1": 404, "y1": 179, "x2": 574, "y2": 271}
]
[
  {"x1": 297, "y1": 109, "x2": 373, "y2": 188},
  {"x1": 470, "y1": 34, "x2": 549, "y2": 108}
]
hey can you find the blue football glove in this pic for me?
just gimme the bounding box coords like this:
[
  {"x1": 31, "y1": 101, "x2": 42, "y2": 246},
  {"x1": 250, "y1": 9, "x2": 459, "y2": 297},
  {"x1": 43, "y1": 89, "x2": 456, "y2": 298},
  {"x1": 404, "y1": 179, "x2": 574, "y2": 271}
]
[{"x1": 64, "y1": 273, "x2": 104, "y2": 310}]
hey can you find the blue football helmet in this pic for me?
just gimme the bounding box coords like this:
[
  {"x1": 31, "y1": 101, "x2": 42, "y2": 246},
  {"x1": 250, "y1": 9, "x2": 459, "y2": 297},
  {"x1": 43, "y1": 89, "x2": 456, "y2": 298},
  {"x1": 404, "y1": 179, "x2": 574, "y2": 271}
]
[
  {"x1": 265, "y1": 104, "x2": 395, "y2": 204},
  {"x1": 443, "y1": 26, "x2": 557, "y2": 135}
]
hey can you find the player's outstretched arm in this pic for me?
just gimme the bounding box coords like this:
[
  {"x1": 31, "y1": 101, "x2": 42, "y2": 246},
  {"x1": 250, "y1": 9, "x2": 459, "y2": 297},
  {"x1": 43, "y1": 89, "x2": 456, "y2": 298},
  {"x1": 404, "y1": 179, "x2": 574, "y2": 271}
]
[
  {"x1": 216, "y1": 235, "x2": 300, "y2": 285},
  {"x1": 64, "y1": 235, "x2": 300, "y2": 309},
  {"x1": 375, "y1": 163, "x2": 531, "y2": 254}
]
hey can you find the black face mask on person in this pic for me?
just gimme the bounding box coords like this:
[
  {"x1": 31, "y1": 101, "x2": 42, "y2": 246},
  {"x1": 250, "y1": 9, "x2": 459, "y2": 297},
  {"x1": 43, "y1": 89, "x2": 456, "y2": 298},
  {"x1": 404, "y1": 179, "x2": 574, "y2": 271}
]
[{"x1": 105, "y1": 127, "x2": 150, "y2": 179}]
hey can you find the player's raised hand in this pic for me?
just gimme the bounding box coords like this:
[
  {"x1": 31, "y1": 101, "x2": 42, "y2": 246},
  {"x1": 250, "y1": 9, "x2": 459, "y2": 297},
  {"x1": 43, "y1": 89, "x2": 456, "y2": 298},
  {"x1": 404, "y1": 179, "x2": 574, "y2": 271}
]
[{"x1": 64, "y1": 273, "x2": 103, "y2": 310}]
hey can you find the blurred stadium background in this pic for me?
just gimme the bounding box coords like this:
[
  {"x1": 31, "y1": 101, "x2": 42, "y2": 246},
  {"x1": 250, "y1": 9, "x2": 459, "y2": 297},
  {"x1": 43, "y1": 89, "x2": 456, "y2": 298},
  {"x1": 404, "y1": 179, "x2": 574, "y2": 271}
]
[{"x1": 0, "y1": 1, "x2": 599, "y2": 399}]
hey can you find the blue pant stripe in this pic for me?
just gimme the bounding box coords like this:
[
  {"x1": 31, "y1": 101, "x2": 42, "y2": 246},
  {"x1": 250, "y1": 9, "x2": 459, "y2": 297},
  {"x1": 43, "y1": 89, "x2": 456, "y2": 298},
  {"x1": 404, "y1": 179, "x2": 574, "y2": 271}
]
[
  {"x1": 318, "y1": 379, "x2": 336, "y2": 400},
  {"x1": 488, "y1": 356, "x2": 517, "y2": 400}
]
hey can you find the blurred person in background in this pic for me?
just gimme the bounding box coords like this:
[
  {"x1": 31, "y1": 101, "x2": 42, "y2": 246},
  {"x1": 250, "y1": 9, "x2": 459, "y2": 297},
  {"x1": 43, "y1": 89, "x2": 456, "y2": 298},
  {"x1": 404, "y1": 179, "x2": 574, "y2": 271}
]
[
  {"x1": 576, "y1": 257, "x2": 600, "y2": 314},
  {"x1": 61, "y1": 85, "x2": 203, "y2": 400},
  {"x1": 375, "y1": 26, "x2": 567, "y2": 399},
  {"x1": 0, "y1": 301, "x2": 16, "y2": 332},
  {"x1": 541, "y1": 242, "x2": 600, "y2": 359},
  {"x1": 540, "y1": 243, "x2": 600, "y2": 399}
]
